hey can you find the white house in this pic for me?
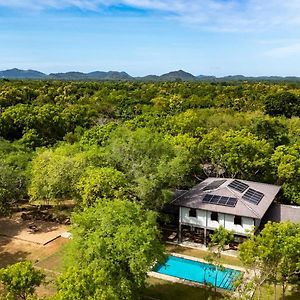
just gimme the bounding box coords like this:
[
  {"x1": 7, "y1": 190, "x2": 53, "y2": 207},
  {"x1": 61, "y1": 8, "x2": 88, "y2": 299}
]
[{"x1": 172, "y1": 178, "x2": 282, "y2": 244}]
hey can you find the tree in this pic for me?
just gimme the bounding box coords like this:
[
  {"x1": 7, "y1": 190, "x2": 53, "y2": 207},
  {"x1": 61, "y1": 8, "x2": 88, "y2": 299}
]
[
  {"x1": 80, "y1": 122, "x2": 118, "y2": 146},
  {"x1": 55, "y1": 199, "x2": 164, "y2": 300},
  {"x1": 105, "y1": 127, "x2": 192, "y2": 209},
  {"x1": 205, "y1": 226, "x2": 234, "y2": 298},
  {"x1": 0, "y1": 162, "x2": 25, "y2": 216},
  {"x1": 28, "y1": 145, "x2": 88, "y2": 204},
  {"x1": 238, "y1": 222, "x2": 300, "y2": 300},
  {"x1": 271, "y1": 143, "x2": 300, "y2": 204},
  {"x1": 250, "y1": 116, "x2": 289, "y2": 147},
  {"x1": 264, "y1": 91, "x2": 300, "y2": 118},
  {"x1": 199, "y1": 129, "x2": 273, "y2": 181},
  {"x1": 76, "y1": 167, "x2": 127, "y2": 206},
  {"x1": 0, "y1": 261, "x2": 45, "y2": 300}
]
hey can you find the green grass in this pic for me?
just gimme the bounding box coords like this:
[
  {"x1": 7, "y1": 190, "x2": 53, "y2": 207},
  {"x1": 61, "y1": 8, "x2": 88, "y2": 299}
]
[
  {"x1": 4, "y1": 239, "x2": 298, "y2": 300},
  {"x1": 144, "y1": 277, "x2": 225, "y2": 300},
  {"x1": 144, "y1": 278, "x2": 300, "y2": 300},
  {"x1": 35, "y1": 246, "x2": 66, "y2": 273},
  {"x1": 253, "y1": 284, "x2": 300, "y2": 300}
]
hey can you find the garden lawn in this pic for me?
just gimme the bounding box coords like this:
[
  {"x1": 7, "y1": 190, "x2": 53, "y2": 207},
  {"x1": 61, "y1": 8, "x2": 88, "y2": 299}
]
[
  {"x1": 144, "y1": 277, "x2": 224, "y2": 300},
  {"x1": 35, "y1": 245, "x2": 66, "y2": 273}
]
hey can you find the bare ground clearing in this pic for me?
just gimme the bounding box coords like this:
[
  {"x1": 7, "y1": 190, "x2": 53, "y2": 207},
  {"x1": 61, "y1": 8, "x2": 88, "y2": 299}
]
[{"x1": 0, "y1": 213, "x2": 68, "y2": 245}]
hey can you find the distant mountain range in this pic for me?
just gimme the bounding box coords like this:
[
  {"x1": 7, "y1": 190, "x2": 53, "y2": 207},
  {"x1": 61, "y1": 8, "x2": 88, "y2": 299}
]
[{"x1": 1, "y1": 68, "x2": 300, "y2": 82}]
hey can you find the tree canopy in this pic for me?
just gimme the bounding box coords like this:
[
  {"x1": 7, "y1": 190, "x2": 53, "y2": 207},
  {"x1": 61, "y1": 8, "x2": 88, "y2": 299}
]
[
  {"x1": 0, "y1": 79, "x2": 299, "y2": 210},
  {"x1": 0, "y1": 261, "x2": 45, "y2": 300},
  {"x1": 55, "y1": 199, "x2": 164, "y2": 300},
  {"x1": 239, "y1": 222, "x2": 300, "y2": 299}
]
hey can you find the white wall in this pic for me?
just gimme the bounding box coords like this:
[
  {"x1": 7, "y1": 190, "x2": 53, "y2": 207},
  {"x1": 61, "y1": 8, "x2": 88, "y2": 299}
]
[
  {"x1": 223, "y1": 214, "x2": 254, "y2": 234},
  {"x1": 181, "y1": 207, "x2": 206, "y2": 227},
  {"x1": 180, "y1": 207, "x2": 255, "y2": 235}
]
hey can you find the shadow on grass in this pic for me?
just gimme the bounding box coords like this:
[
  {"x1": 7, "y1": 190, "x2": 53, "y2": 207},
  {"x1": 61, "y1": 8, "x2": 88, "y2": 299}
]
[
  {"x1": 143, "y1": 277, "x2": 225, "y2": 300},
  {"x1": 0, "y1": 217, "x2": 24, "y2": 247},
  {"x1": 284, "y1": 286, "x2": 300, "y2": 300},
  {"x1": 0, "y1": 217, "x2": 29, "y2": 268}
]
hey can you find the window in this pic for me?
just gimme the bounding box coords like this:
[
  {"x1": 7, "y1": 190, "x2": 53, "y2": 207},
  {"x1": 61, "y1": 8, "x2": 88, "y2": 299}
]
[
  {"x1": 211, "y1": 212, "x2": 218, "y2": 222},
  {"x1": 234, "y1": 216, "x2": 242, "y2": 226},
  {"x1": 189, "y1": 208, "x2": 197, "y2": 218}
]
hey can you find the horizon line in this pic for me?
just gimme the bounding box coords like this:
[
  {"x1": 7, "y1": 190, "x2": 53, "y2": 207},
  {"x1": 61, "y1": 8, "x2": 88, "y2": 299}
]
[{"x1": 1, "y1": 68, "x2": 300, "y2": 78}]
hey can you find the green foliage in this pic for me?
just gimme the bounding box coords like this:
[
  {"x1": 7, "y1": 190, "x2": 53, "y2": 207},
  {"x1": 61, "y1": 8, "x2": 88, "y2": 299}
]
[
  {"x1": 264, "y1": 91, "x2": 300, "y2": 118},
  {"x1": 0, "y1": 80, "x2": 299, "y2": 207},
  {"x1": 0, "y1": 261, "x2": 45, "y2": 300},
  {"x1": 105, "y1": 127, "x2": 193, "y2": 209},
  {"x1": 238, "y1": 222, "x2": 300, "y2": 299},
  {"x1": 250, "y1": 116, "x2": 289, "y2": 147},
  {"x1": 205, "y1": 227, "x2": 234, "y2": 296},
  {"x1": 28, "y1": 145, "x2": 88, "y2": 203},
  {"x1": 0, "y1": 160, "x2": 27, "y2": 216},
  {"x1": 209, "y1": 226, "x2": 234, "y2": 251},
  {"x1": 0, "y1": 139, "x2": 32, "y2": 214},
  {"x1": 199, "y1": 129, "x2": 273, "y2": 180},
  {"x1": 80, "y1": 122, "x2": 118, "y2": 146},
  {"x1": 76, "y1": 167, "x2": 127, "y2": 206},
  {"x1": 56, "y1": 199, "x2": 164, "y2": 300},
  {"x1": 271, "y1": 143, "x2": 300, "y2": 204}
]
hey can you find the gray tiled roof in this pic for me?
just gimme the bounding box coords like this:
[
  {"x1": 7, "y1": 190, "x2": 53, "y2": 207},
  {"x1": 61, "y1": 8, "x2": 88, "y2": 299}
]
[
  {"x1": 264, "y1": 203, "x2": 300, "y2": 223},
  {"x1": 172, "y1": 177, "x2": 281, "y2": 219}
]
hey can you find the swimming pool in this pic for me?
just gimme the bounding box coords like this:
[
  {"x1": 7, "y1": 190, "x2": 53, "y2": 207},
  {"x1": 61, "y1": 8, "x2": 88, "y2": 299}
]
[{"x1": 153, "y1": 255, "x2": 241, "y2": 290}]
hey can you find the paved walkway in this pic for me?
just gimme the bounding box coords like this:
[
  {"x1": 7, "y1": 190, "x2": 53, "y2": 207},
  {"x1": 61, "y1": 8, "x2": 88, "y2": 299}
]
[{"x1": 166, "y1": 241, "x2": 238, "y2": 257}]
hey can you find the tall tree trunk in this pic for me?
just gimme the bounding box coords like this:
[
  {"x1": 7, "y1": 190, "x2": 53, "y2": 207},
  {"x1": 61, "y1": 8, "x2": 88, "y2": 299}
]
[
  {"x1": 282, "y1": 282, "x2": 286, "y2": 300},
  {"x1": 258, "y1": 284, "x2": 261, "y2": 300}
]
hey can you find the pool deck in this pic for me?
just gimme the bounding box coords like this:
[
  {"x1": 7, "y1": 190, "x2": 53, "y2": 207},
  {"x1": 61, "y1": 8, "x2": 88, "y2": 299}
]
[
  {"x1": 169, "y1": 252, "x2": 245, "y2": 272},
  {"x1": 166, "y1": 241, "x2": 238, "y2": 257},
  {"x1": 148, "y1": 252, "x2": 247, "y2": 293}
]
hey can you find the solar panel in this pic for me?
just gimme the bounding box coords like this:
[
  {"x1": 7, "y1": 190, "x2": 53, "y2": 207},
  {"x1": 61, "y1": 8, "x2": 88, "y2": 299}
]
[
  {"x1": 202, "y1": 194, "x2": 213, "y2": 203},
  {"x1": 203, "y1": 180, "x2": 227, "y2": 191},
  {"x1": 242, "y1": 188, "x2": 264, "y2": 205},
  {"x1": 226, "y1": 198, "x2": 238, "y2": 207},
  {"x1": 218, "y1": 197, "x2": 228, "y2": 205},
  {"x1": 202, "y1": 194, "x2": 238, "y2": 207},
  {"x1": 228, "y1": 180, "x2": 249, "y2": 193},
  {"x1": 211, "y1": 195, "x2": 222, "y2": 204}
]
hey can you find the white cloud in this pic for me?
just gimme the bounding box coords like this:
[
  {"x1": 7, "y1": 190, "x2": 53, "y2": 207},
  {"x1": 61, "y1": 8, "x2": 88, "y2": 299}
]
[
  {"x1": 266, "y1": 42, "x2": 300, "y2": 58},
  {"x1": 1, "y1": 0, "x2": 300, "y2": 32}
]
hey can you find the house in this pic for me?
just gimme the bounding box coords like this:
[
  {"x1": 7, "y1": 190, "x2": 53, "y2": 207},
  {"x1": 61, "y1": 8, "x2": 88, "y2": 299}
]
[{"x1": 171, "y1": 177, "x2": 282, "y2": 244}]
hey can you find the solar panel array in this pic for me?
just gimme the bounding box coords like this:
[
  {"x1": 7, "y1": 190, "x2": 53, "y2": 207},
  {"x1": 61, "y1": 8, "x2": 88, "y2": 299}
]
[
  {"x1": 202, "y1": 194, "x2": 238, "y2": 207},
  {"x1": 242, "y1": 188, "x2": 264, "y2": 205},
  {"x1": 228, "y1": 180, "x2": 249, "y2": 193},
  {"x1": 203, "y1": 180, "x2": 227, "y2": 191}
]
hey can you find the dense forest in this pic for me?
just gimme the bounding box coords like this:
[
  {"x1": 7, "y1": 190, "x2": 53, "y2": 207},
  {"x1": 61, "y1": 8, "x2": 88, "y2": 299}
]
[
  {"x1": 1, "y1": 79, "x2": 300, "y2": 299},
  {"x1": 0, "y1": 79, "x2": 300, "y2": 214}
]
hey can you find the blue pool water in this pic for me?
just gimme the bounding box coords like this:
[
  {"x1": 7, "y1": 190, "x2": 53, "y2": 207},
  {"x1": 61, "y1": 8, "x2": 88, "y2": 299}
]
[{"x1": 153, "y1": 255, "x2": 241, "y2": 290}]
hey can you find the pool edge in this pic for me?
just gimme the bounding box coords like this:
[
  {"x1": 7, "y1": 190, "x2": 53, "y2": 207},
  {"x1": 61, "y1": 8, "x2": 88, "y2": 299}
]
[
  {"x1": 148, "y1": 253, "x2": 244, "y2": 292},
  {"x1": 148, "y1": 271, "x2": 229, "y2": 293},
  {"x1": 170, "y1": 252, "x2": 245, "y2": 272}
]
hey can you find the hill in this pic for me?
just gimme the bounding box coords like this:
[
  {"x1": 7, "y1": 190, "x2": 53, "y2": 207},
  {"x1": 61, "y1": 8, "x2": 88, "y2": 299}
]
[
  {"x1": 1, "y1": 68, "x2": 300, "y2": 82},
  {"x1": 0, "y1": 68, "x2": 47, "y2": 79},
  {"x1": 159, "y1": 70, "x2": 196, "y2": 81}
]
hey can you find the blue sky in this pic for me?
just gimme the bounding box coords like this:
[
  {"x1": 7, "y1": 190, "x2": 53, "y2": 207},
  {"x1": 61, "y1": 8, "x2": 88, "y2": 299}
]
[{"x1": 1, "y1": 0, "x2": 300, "y2": 76}]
